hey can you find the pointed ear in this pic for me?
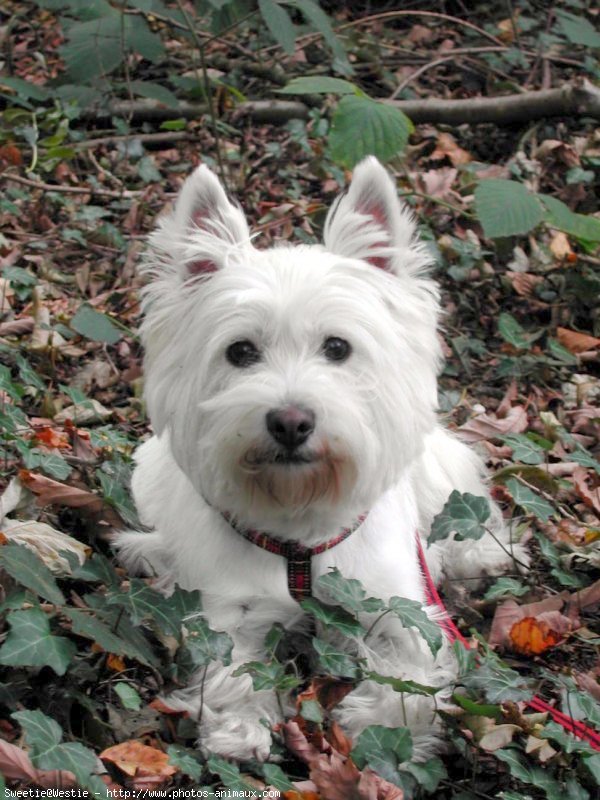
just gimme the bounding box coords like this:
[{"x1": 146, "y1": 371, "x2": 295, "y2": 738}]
[
  {"x1": 324, "y1": 157, "x2": 424, "y2": 275},
  {"x1": 173, "y1": 165, "x2": 250, "y2": 276}
]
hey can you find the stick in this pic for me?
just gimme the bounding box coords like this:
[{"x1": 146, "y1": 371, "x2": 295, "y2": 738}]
[{"x1": 1, "y1": 172, "x2": 141, "y2": 198}]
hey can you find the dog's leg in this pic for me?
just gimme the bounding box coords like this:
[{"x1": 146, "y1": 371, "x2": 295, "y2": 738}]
[{"x1": 415, "y1": 427, "x2": 529, "y2": 584}]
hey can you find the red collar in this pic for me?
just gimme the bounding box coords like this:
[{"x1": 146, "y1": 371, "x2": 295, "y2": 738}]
[{"x1": 221, "y1": 512, "x2": 367, "y2": 602}]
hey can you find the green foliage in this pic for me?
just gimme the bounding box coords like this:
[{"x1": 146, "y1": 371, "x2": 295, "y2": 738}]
[
  {"x1": 429, "y1": 490, "x2": 490, "y2": 545},
  {"x1": 70, "y1": 303, "x2": 122, "y2": 345},
  {"x1": 504, "y1": 478, "x2": 555, "y2": 522},
  {"x1": 475, "y1": 179, "x2": 545, "y2": 238},
  {"x1": 0, "y1": 543, "x2": 66, "y2": 605},
  {"x1": 0, "y1": 608, "x2": 76, "y2": 675},
  {"x1": 351, "y1": 725, "x2": 413, "y2": 788}
]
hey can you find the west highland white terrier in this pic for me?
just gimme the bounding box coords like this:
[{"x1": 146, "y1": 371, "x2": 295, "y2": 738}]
[{"x1": 115, "y1": 157, "x2": 525, "y2": 762}]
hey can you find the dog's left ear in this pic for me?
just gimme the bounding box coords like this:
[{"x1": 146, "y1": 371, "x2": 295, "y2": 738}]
[
  {"x1": 172, "y1": 165, "x2": 251, "y2": 276},
  {"x1": 324, "y1": 156, "x2": 422, "y2": 275}
]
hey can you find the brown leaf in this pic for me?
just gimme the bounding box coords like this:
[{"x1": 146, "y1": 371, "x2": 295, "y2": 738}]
[
  {"x1": 19, "y1": 469, "x2": 104, "y2": 511},
  {"x1": 100, "y1": 740, "x2": 177, "y2": 781},
  {"x1": 549, "y1": 232, "x2": 573, "y2": 261},
  {"x1": 489, "y1": 595, "x2": 578, "y2": 651},
  {"x1": 430, "y1": 133, "x2": 471, "y2": 166},
  {"x1": 457, "y1": 405, "x2": 528, "y2": 443},
  {"x1": 572, "y1": 466, "x2": 600, "y2": 515},
  {"x1": 0, "y1": 738, "x2": 77, "y2": 787},
  {"x1": 506, "y1": 271, "x2": 543, "y2": 297},
  {"x1": 557, "y1": 327, "x2": 600, "y2": 354}
]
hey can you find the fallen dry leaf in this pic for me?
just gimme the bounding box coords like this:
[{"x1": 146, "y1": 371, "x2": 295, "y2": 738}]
[
  {"x1": 18, "y1": 470, "x2": 104, "y2": 511},
  {"x1": 557, "y1": 327, "x2": 600, "y2": 354},
  {"x1": 479, "y1": 723, "x2": 521, "y2": 752},
  {"x1": 572, "y1": 466, "x2": 600, "y2": 515},
  {"x1": 430, "y1": 132, "x2": 471, "y2": 166},
  {"x1": 457, "y1": 405, "x2": 528, "y2": 443},
  {"x1": 100, "y1": 740, "x2": 177, "y2": 782},
  {"x1": 0, "y1": 738, "x2": 76, "y2": 786},
  {"x1": 549, "y1": 232, "x2": 573, "y2": 260},
  {"x1": 489, "y1": 593, "x2": 581, "y2": 651},
  {"x1": 525, "y1": 735, "x2": 557, "y2": 763},
  {"x1": 506, "y1": 271, "x2": 543, "y2": 297},
  {"x1": 509, "y1": 617, "x2": 563, "y2": 656}
]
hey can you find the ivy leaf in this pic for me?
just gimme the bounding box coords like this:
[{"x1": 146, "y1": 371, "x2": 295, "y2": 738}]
[
  {"x1": 498, "y1": 314, "x2": 535, "y2": 350},
  {"x1": 233, "y1": 660, "x2": 300, "y2": 692},
  {"x1": 72, "y1": 552, "x2": 120, "y2": 587},
  {"x1": 107, "y1": 578, "x2": 181, "y2": 636},
  {"x1": 114, "y1": 682, "x2": 142, "y2": 711},
  {"x1": 505, "y1": 478, "x2": 555, "y2": 522},
  {"x1": 501, "y1": 434, "x2": 545, "y2": 465},
  {"x1": 0, "y1": 543, "x2": 65, "y2": 605},
  {"x1": 329, "y1": 95, "x2": 413, "y2": 168},
  {"x1": 404, "y1": 757, "x2": 447, "y2": 793},
  {"x1": 167, "y1": 745, "x2": 203, "y2": 781},
  {"x1": 474, "y1": 179, "x2": 544, "y2": 238},
  {"x1": 495, "y1": 748, "x2": 563, "y2": 800},
  {"x1": 484, "y1": 577, "x2": 529, "y2": 601},
  {"x1": 462, "y1": 653, "x2": 532, "y2": 703},
  {"x1": 315, "y1": 568, "x2": 384, "y2": 614},
  {"x1": 71, "y1": 303, "x2": 121, "y2": 345},
  {"x1": 0, "y1": 609, "x2": 76, "y2": 675},
  {"x1": 11, "y1": 710, "x2": 107, "y2": 798},
  {"x1": 313, "y1": 637, "x2": 361, "y2": 679},
  {"x1": 429, "y1": 490, "x2": 490, "y2": 545},
  {"x1": 185, "y1": 616, "x2": 233, "y2": 668},
  {"x1": 554, "y1": 10, "x2": 600, "y2": 49},
  {"x1": 62, "y1": 607, "x2": 154, "y2": 666},
  {"x1": 300, "y1": 596, "x2": 364, "y2": 636},
  {"x1": 387, "y1": 596, "x2": 443, "y2": 656},
  {"x1": 300, "y1": 699, "x2": 324, "y2": 723},
  {"x1": 22, "y1": 449, "x2": 72, "y2": 480},
  {"x1": 351, "y1": 725, "x2": 413, "y2": 787},
  {"x1": 165, "y1": 585, "x2": 203, "y2": 628},
  {"x1": 262, "y1": 763, "x2": 296, "y2": 792},
  {"x1": 207, "y1": 756, "x2": 261, "y2": 793},
  {"x1": 452, "y1": 693, "x2": 503, "y2": 719}
]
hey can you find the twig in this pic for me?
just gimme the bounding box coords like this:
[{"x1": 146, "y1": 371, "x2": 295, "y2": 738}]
[
  {"x1": 1, "y1": 172, "x2": 141, "y2": 198},
  {"x1": 390, "y1": 56, "x2": 456, "y2": 100}
]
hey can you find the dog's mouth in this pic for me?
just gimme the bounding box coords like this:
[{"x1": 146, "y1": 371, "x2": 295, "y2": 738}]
[{"x1": 243, "y1": 449, "x2": 318, "y2": 468}]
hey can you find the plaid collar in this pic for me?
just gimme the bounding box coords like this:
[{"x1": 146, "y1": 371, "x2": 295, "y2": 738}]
[{"x1": 221, "y1": 511, "x2": 368, "y2": 602}]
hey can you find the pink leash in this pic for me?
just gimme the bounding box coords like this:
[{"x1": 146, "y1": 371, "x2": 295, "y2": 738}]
[{"x1": 415, "y1": 535, "x2": 600, "y2": 751}]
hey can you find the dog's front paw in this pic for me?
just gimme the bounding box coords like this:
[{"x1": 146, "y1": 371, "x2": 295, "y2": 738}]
[{"x1": 201, "y1": 714, "x2": 273, "y2": 762}]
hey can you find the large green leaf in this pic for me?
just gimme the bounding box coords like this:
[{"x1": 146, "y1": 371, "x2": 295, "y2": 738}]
[
  {"x1": 555, "y1": 10, "x2": 600, "y2": 48},
  {"x1": 351, "y1": 725, "x2": 413, "y2": 788},
  {"x1": 278, "y1": 76, "x2": 358, "y2": 95},
  {"x1": 495, "y1": 748, "x2": 563, "y2": 800},
  {"x1": 329, "y1": 95, "x2": 413, "y2": 168},
  {"x1": 107, "y1": 578, "x2": 182, "y2": 636},
  {"x1": 300, "y1": 596, "x2": 364, "y2": 636},
  {"x1": 366, "y1": 671, "x2": 439, "y2": 697},
  {"x1": 462, "y1": 653, "x2": 532, "y2": 703},
  {"x1": 387, "y1": 596, "x2": 443, "y2": 656},
  {"x1": 62, "y1": 607, "x2": 155, "y2": 665},
  {"x1": 501, "y1": 433, "x2": 545, "y2": 465},
  {"x1": 429, "y1": 490, "x2": 490, "y2": 545},
  {"x1": 185, "y1": 616, "x2": 234, "y2": 668},
  {"x1": 505, "y1": 478, "x2": 555, "y2": 522},
  {"x1": 233, "y1": 660, "x2": 300, "y2": 692},
  {"x1": 0, "y1": 543, "x2": 65, "y2": 605},
  {"x1": 71, "y1": 304, "x2": 121, "y2": 345},
  {"x1": 474, "y1": 179, "x2": 544, "y2": 238},
  {"x1": 129, "y1": 80, "x2": 178, "y2": 107},
  {"x1": 497, "y1": 313, "x2": 535, "y2": 350},
  {"x1": 12, "y1": 710, "x2": 108, "y2": 797},
  {"x1": 539, "y1": 194, "x2": 600, "y2": 244},
  {"x1": 313, "y1": 637, "x2": 361, "y2": 678},
  {"x1": 284, "y1": 0, "x2": 351, "y2": 74},
  {"x1": 0, "y1": 609, "x2": 76, "y2": 675},
  {"x1": 315, "y1": 568, "x2": 384, "y2": 614},
  {"x1": 259, "y1": 0, "x2": 296, "y2": 55}
]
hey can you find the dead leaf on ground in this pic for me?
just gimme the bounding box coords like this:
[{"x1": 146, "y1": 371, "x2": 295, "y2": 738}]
[
  {"x1": 457, "y1": 405, "x2": 528, "y2": 443},
  {"x1": 0, "y1": 738, "x2": 76, "y2": 787},
  {"x1": 19, "y1": 469, "x2": 104, "y2": 511},
  {"x1": 557, "y1": 327, "x2": 600, "y2": 354},
  {"x1": 100, "y1": 740, "x2": 177, "y2": 783},
  {"x1": 509, "y1": 616, "x2": 563, "y2": 656},
  {"x1": 506, "y1": 271, "x2": 543, "y2": 297},
  {"x1": 430, "y1": 133, "x2": 471, "y2": 166},
  {"x1": 525, "y1": 735, "x2": 558, "y2": 763},
  {"x1": 549, "y1": 232, "x2": 574, "y2": 261},
  {"x1": 489, "y1": 596, "x2": 576, "y2": 651},
  {"x1": 572, "y1": 466, "x2": 600, "y2": 515}
]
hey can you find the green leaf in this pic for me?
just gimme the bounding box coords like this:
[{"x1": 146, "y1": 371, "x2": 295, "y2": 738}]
[
  {"x1": 259, "y1": 0, "x2": 296, "y2": 55},
  {"x1": 555, "y1": 10, "x2": 600, "y2": 48},
  {"x1": 329, "y1": 95, "x2": 413, "y2": 168},
  {"x1": 114, "y1": 682, "x2": 142, "y2": 711},
  {"x1": 137, "y1": 155, "x2": 162, "y2": 183},
  {"x1": 165, "y1": 585, "x2": 203, "y2": 628},
  {"x1": 207, "y1": 756, "x2": 261, "y2": 792},
  {"x1": 388, "y1": 596, "x2": 443, "y2": 656},
  {"x1": 0, "y1": 76, "x2": 49, "y2": 101},
  {"x1": 0, "y1": 543, "x2": 65, "y2": 604},
  {"x1": 11, "y1": 710, "x2": 107, "y2": 797},
  {"x1": 72, "y1": 552, "x2": 120, "y2": 587},
  {"x1": 315, "y1": 568, "x2": 384, "y2": 614},
  {"x1": 502, "y1": 433, "x2": 545, "y2": 465},
  {"x1": 582, "y1": 753, "x2": 600, "y2": 786},
  {"x1": 452, "y1": 693, "x2": 503, "y2": 719},
  {"x1": 83, "y1": 594, "x2": 162, "y2": 667},
  {"x1": 71, "y1": 303, "x2": 121, "y2": 345},
  {"x1": 404, "y1": 756, "x2": 447, "y2": 793},
  {"x1": 262, "y1": 763, "x2": 296, "y2": 792},
  {"x1": 160, "y1": 118, "x2": 187, "y2": 131},
  {"x1": 284, "y1": 0, "x2": 351, "y2": 74},
  {"x1": 351, "y1": 725, "x2": 413, "y2": 787},
  {"x1": 300, "y1": 698, "x2": 324, "y2": 723},
  {"x1": 313, "y1": 637, "x2": 361, "y2": 678},
  {"x1": 539, "y1": 194, "x2": 600, "y2": 244},
  {"x1": 505, "y1": 478, "x2": 555, "y2": 522},
  {"x1": 185, "y1": 616, "x2": 233, "y2": 668},
  {"x1": 62, "y1": 607, "x2": 155, "y2": 666},
  {"x1": 300, "y1": 596, "x2": 364, "y2": 636},
  {"x1": 278, "y1": 76, "x2": 358, "y2": 95},
  {"x1": 233, "y1": 660, "x2": 300, "y2": 692},
  {"x1": 475, "y1": 179, "x2": 544, "y2": 238},
  {"x1": 0, "y1": 609, "x2": 76, "y2": 675},
  {"x1": 167, "y1": 745, "x2": 203, "y2": 780},
  {"x1": 495, "y1": 748, "x2": 563, "y2": 800},
  {"x1": 22, "y1": 449, "x2": 72, "y2": 480},
  {"x1": 498, "y1": 313, "x2": 535, "y2": 350},
  {"x1": 484, "y1": 577, "x2": 529, "y2": 601},
  {"x1": 129, "y1": 80, "x2": 178, "y2": 107},
  {"x1": 366, "y1": 671, "x2": 439, "y2": 697},
  {"x1": 107, "y1": 578, "x2": 182, "y2": 636},
  {"x1": 429, "y1": 490, "x2": 490, "y2": 545},
  {"x1": 60, "y1": 12, "x2": 123, "y2": 81},
  {"x1": 541, "y1": 721, "x2": 595, "y2": 754},
  {"x1": 462, "y1": 653, "x2": 532, "y2": 704}
]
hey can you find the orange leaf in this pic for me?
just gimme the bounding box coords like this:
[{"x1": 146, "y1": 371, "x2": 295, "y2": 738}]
[
  {"x1": 149, "y1": 698, "x2": 188, "y2": 716},
  {"x1": 0, "y1": 531, "x2": 8, "y2": 545},
  {"x1": 283, "y1": 792, "x2": 321, "y2": 800},
  {"x1": 34, "y1": 426, "x2": 70, "y2": 449},
  {"x1": 100, "y1": 740, "x2": 177, "y2": 780},
  {"x1": 556, "y1": 327, "x2": 600, "y2": 354},
  {"x1": 107, "y1": 654, "x2": 126, "y2": 672},
  {"x1": 509, "y1": 616, "x2": 562, "y2": 655}
]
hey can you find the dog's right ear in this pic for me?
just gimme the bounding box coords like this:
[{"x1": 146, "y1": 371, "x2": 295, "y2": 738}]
[{"x1": 172, "y1": 165, "x2": 251, "y2": 276}]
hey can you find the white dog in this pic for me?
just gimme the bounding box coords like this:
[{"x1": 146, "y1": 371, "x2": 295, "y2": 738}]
[{"x1": 115, "y1": 157, "x2": 523, "y2": 762}]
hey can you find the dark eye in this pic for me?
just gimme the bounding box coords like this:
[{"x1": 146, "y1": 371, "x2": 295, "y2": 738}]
[
  {"x1": 323, "y1": 336, "x2": 351, "y2": 363},
  {"x1": 226, "y1": 340, "x2": 261, "y2": 367}
]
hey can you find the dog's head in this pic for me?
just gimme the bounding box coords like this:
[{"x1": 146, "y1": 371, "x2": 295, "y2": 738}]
[{"x1": 141, "y1": 158, "x2": 441, "y2": 527}]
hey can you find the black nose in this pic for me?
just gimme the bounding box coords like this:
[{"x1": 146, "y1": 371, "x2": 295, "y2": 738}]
[{"x1": 266, "y1": 406, "x2": 316, "y2": 450}]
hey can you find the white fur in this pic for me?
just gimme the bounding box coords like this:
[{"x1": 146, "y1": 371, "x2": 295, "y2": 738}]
[{"x1": 114, "y1": 157, "x2": 526, "y2": 761}]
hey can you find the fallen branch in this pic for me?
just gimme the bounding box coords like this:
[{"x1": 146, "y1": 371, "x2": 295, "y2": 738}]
[
  {"x1": 1, "y1": 172, "x2": 141, "y2": 198},
  {"x1": 386, "y1": 79, "x2": 600, "y2": 124},
  {"x1": 80, "y1": 81, "x2": 600, "y2": 128}
]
